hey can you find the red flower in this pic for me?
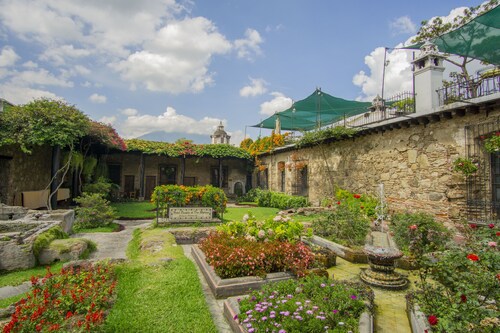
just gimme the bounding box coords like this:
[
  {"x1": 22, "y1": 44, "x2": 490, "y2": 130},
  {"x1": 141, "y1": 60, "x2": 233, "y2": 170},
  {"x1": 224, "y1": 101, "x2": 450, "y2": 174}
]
[
  {"x1": 428, "y1": 315, "x2": 438, "y2": 326},
  {"x1": 480, "y1": 135, "x2": 485, "y2": 140},
  {"x1": 353, "y1": 194, "x2": 361, "y2": 199},
  {"x1": 409, "y1": 224, "x2": 417, "y2": 231},
  {"x1": 469, "y1": 223, "x2": 477, "y2": 229},
  {"x1": 497, "y1": 273, "x2": 500, "y2": 281},
  {"x1": 337, "y1": 201, "x2": 341, "y2": 205},
  {"x1": 496, "y1": 231, "x2": 500, "y2": 236},
  {"x1": 489, "y1": 223, "x2": 495, "y2": 229},
  {"x1": 466, "y1": 253, "x2": 479, "y2": 262},
  {"x1": 460, "y1": 294, "x2": 467, "y2": 303},
  {"x1": 66, "y1": 311, "x2": 73, "y2": 319}
]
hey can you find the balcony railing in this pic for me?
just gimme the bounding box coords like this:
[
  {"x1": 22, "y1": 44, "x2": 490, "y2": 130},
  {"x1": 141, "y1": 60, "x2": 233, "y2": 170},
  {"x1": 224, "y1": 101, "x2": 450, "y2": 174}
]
[
  {"x1": 346, "y1": 91, "x2": 415, "y2": 128},
  {"x1": 437, "y1": 70, "x2": 500, "y2": 106}
]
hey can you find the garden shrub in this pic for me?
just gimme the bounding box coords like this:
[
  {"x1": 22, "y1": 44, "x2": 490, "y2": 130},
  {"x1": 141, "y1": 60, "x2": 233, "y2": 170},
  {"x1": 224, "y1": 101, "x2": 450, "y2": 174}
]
[
  {"x1": 82, "y1": 177, "x2": 115, "y2": 198},
  {"x1": 74, "y1": 193, "x2": 116, "y2": 229},
  {"x1": 151, "y1": 184, "x2": 227, "y2": 217},
  {"x1": 335, "y1": 188, "x2": 378, "y2": 219},
  {"x1": 32, "y1": 226, "x2": 68, "y2": 258},
  {"x1": 218, "y1": 213, "x2": 309, "y2": 242},
  {"x1": 238, "y1": 188, "x2": 262, "y2": 203},
  {"x1": 2, "y1": 262, "x2": 116, "y2": 333},
  {"x1": 237, "y1": 275, "x2": 373, "y2": 333},
  {"x1": 408, "y1": 221, "x2": 499, "y2": 333},
  {"x1": 256, "y1": 190, "x2": 308, "y2": 210},
  {"x1": 199, "y1": 232, "x2": 315, "y2": 278},
  {"x1": 313, "y1": 202, "x2": 370, "y2": 247},
  {"x1": 390, "y1": 212, "x2": 450, "y2": 255}
]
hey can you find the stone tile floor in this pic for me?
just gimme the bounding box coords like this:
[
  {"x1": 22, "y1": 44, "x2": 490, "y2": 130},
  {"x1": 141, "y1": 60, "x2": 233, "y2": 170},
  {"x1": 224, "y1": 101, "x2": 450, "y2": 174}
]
[{"x1": 328, "y1": 257, "x2": 415, "y2": 333}]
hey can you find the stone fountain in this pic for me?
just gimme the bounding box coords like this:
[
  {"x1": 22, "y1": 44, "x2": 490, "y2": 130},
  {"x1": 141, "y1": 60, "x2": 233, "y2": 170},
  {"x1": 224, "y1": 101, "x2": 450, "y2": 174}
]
[
  {"x1": 360, "y1": 244, "x2": 409, "y2": 290},
  {"x1": 359, "y1": 184, "x2": 408, "y2": 290}
]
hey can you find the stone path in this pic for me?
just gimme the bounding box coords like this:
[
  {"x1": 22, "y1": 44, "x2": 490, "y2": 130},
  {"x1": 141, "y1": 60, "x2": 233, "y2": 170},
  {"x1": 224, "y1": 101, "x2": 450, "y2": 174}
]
[{"x1": 72, "y1": 220, "x2": 151, "y2": 260}]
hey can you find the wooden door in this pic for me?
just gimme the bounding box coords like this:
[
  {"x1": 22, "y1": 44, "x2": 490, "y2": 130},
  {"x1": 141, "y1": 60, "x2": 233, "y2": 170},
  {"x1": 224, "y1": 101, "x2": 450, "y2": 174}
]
[
  {"x1": 145, "y1": 176, "x2": 157, "y2": 200},
  {"x1": 124, "y1": 175, "x2": 135, "y2": 194}
]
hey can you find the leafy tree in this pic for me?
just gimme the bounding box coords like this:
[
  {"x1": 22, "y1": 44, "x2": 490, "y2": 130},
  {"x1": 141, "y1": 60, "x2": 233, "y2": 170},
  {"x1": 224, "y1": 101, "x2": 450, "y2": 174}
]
[
  {"x1": 412, "y1": 0, "x2": 498, "y2": 92},
  {"x1": 0, "y1": 98, "x2": 89, "y2": 153}
]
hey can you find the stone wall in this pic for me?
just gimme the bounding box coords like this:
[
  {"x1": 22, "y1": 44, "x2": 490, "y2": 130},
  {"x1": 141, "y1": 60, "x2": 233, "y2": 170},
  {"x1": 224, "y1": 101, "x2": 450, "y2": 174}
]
[
  {"x1": 0, "y1": 145, "x2": 52, "y2": 206},
  {"x1": 258, "y1": 108, "x2": 500, "y2": 222}
]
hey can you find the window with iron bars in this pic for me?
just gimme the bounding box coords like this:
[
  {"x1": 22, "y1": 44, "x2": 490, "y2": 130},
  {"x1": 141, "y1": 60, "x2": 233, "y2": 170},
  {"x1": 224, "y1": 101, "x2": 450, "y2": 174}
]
[{"x1": 465, "y1": 117, "x2": 500, "y2": 222}]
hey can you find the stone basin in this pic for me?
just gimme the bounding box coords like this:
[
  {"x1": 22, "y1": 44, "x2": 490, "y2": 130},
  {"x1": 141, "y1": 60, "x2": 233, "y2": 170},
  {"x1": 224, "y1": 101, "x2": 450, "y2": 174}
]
[{"x1": 360, "y1": 238, "x2": 409, "y2": 290}]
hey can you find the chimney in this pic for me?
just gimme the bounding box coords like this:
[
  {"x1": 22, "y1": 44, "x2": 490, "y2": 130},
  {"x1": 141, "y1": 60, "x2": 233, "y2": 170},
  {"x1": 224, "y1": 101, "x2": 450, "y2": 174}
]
[{"x1": 412, "y1": 42, "x2": 446, "y2": 113}]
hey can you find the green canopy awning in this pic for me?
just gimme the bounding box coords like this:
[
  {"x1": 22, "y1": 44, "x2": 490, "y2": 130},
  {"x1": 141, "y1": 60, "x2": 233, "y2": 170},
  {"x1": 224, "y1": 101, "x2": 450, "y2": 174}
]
[
  {"x1": 252, "y1": 89, "x2": 371, "y2": 131},
  {"x1": 408, "y1": 5, "x2": 500, "y2": 65}
]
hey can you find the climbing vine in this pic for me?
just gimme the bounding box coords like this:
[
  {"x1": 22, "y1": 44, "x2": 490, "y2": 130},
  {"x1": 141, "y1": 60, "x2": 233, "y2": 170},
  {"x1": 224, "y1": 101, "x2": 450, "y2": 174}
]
[
  {"x1": 125, "y1": 139, "x2": 252, "y2": 159},
  {"x1": 296, "y1": 126, "x2": 358, "y2": 148}
]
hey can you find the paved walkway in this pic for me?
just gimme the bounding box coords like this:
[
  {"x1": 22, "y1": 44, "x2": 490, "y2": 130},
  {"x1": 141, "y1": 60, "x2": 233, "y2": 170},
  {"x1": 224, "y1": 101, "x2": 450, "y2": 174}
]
[{"x1": 72, "y1": 220, "x2": 151, "y2": 260}]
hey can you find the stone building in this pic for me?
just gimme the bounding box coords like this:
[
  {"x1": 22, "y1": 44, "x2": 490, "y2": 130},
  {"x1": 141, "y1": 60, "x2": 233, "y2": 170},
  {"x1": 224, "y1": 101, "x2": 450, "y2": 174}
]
[{"x1": 255, "y1": 45, "x2": 500, "y2": 223}]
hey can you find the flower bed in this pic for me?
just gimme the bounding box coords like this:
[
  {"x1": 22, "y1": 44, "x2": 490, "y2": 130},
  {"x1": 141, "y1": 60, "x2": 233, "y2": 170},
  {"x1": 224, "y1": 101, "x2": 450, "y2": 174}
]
[
  {"x1": 199, "y1": 232, "x2": 315, "y2": 279},
  {"x1": 224, "y1": 275, "x2": 374, "y2": 333},
  {"x1": 2, "y1": 262, "x2": 116, "y2": 332}
]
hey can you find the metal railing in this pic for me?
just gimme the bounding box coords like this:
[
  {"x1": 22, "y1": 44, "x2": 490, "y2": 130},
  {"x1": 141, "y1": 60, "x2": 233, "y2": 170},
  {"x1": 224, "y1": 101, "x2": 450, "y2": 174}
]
[
  {"x1": 437, "y1": 71, "x2": 500, "y2": 106},
  {"x1": 347, "y1": 91, "x2": 415, "y2": 128}
]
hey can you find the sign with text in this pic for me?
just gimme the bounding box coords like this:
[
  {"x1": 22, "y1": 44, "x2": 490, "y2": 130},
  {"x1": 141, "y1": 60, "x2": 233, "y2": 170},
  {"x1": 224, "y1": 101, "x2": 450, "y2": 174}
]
[{"x1": 168, "y1": 207, "x2": 213, "y2": 221}]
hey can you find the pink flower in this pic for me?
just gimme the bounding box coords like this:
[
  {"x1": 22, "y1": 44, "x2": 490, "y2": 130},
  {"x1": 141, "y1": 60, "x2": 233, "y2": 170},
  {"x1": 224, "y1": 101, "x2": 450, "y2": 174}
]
[
  {"x1": 409, "y1": 224, "x2": 417, "y2": 231},
  {"x1": 489, "y1": 223, "x2": 495, "y2": 229},
  {"x1": 469, "y1": 223, "x2": 477, "y2": 229},
  {"x1": 488, "y1": 241, "x2": 497, "y2": 247}
]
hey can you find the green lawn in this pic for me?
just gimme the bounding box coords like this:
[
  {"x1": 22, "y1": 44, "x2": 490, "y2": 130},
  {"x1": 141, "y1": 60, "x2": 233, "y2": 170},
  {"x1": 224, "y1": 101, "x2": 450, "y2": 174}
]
[
  {"x1": 102, "y1": 229, "x2": 217, "y2": 332},
  {"x1": 0, "y1": 262, "x2": 65, "y2": 288},
  {"x1": 73, "y1": 222, "x2": 122, "y2": 233},
  {"x1": 223, "y1": 206, "x2": 279, "y2": 222},
  {"x1": 111, "y1": 201, "x2": 156, "y2": 219}
]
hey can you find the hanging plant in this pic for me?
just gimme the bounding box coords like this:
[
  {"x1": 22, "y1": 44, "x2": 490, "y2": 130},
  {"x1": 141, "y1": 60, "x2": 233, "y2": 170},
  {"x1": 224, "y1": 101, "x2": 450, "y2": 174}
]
[
  {"x1": 258, "y1": 164, "x2": 268, "y2": 171},
  {"x1": 452, "y1": 157, "x2": 479, "y2": 176},
  {"x1": 294, "y1": 161, "x2": 307, "y2": 171},
  {"x1": 482, "y1": 132, "x2": 500, "y2": 153}
]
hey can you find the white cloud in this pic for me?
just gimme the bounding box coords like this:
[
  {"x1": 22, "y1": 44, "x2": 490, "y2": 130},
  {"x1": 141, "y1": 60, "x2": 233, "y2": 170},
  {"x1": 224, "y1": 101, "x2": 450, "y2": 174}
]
[
  {"x1": 81, "y1": 81, "x2": 92, "y2": 87},
  {"x1": 40, "y1": 44, "x2": 92, "y2": 65},
  {"x1": 98, "y1": 115, "x2": 116, "y2": 125},
  {"x1": 352, "y1": 47, "x2": 413, "y2": 101},
  {"x1": 240, "y1": 77, "x2": 268, "y2": 97},
  {"x1": 22, "y1": 61, "x2": 38, "y2": 68},
  {"x1": 111, "y1": 17, "x2": 232, "y2": 93},
  {"x1": 390, "y1": 16, "x2": 417, "y2": 35},
  {"x1": 234, "y1": 28, "x2": 263, "y2": 60},
  {"x1": 11, "y1": 68, "x2": 74, "y2": 87},
  {"x1": 260, "y1": 92, "x2": 293, "y2": 116},
  {"x1": 89, "y1": 93, "x2": 107, "y2": 103},
  {"x1": 121, "y1": 108, "x2": 138, "y2": 116},
  {"x1": 120, "y1": 106, "x2": 222, "y2": 138},
  {"x1": 0, "y1": 46, "x2": 19, "y2": 67},
  {"x1": 0, "y1": 85, "x2": 59, "y2": 104},
  {"x1": 229, "y1": 129, "x2": 245, "y2": 147},
  {"x1": 353, "y1": 6, "x2": 481, "y2": 101}
]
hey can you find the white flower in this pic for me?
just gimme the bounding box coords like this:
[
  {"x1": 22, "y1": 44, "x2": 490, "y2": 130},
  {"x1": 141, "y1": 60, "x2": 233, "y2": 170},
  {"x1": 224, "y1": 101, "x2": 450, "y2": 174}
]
[{"x1": 242, "y1": 214, "x2": 249, "y2": 222}]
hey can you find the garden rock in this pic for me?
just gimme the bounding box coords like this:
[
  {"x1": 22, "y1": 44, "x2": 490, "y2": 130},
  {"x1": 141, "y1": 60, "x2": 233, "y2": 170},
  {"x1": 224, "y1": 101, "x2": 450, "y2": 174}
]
[
  {"x1": 38, "y1": 238, "x2": 88, "y2": 265},
  {"x1": 147, "y1": 257, "x2": 174, "y2": 267},
  {"x1": 0, "y1": 305, "x2": 15, "y2": 319}
]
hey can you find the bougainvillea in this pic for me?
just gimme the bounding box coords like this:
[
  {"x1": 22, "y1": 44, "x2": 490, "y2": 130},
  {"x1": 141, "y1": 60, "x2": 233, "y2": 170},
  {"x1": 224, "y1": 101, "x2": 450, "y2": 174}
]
[{"x1": 87, "y1": 121, "x2": 127, "y2": 151}]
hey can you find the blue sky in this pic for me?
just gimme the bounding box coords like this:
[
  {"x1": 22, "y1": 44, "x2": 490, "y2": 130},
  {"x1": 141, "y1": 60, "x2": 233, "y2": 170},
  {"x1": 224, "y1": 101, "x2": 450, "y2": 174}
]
[{"x1": 0, "y1": 0, "x2": 487, "y2": 144}]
